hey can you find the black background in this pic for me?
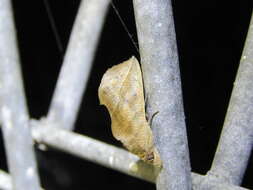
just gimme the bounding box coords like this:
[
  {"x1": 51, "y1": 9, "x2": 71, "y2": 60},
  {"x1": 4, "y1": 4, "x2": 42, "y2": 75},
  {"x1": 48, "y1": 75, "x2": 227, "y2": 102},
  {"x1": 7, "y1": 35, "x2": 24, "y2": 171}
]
[{"x1": 0, "y1": 0, "x2": 253, "y2": 189}]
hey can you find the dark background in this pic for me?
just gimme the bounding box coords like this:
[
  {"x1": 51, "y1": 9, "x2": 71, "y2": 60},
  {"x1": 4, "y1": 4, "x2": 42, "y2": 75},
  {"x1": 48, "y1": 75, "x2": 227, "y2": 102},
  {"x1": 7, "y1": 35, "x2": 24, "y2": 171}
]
[{"x1": 0, "y1": 0, "x2": 252, "y2": 189}]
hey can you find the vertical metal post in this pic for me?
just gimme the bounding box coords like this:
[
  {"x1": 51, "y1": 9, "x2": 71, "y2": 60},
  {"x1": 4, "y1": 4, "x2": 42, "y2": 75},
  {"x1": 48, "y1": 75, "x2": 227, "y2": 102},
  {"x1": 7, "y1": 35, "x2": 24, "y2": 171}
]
[
  {"x1": 133, "y1": 0, "x2": 192, "y2": 189},
  {"x1": 0, "y1": 0, "x2": 41, "y2": 189}
]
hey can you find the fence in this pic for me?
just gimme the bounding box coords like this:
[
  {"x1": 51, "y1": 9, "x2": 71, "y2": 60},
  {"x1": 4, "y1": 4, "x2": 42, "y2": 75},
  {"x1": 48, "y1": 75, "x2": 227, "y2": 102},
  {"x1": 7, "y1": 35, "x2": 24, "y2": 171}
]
[{"x1": 0, "y1": 0, "x2": 253, "y2": 189}]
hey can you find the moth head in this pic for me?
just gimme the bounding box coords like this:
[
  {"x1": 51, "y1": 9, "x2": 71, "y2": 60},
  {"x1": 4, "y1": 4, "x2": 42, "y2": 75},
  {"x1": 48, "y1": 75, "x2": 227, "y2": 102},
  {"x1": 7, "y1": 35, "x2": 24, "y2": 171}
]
[
  {"x1": 135, "y1": 147, "x2": 162, "y2": 167},
  {"x1": 145, "y1": 151, "x2": 155, "y2": 163},
  {"x1": 145, "y1": 148, "x2": 162, "y2": 167}
]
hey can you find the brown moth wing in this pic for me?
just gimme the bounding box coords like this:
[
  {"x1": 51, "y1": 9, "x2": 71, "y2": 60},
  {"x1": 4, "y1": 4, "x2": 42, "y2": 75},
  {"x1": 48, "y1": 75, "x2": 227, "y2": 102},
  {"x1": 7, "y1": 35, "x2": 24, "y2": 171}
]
[{"x1": 98, "y1": 56, "x2": 161, "y2": 166}]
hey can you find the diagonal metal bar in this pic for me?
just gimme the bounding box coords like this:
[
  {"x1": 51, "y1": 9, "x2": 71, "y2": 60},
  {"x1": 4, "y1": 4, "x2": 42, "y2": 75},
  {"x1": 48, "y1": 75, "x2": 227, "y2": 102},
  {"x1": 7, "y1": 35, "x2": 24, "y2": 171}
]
[
  {"x1": 0, "y1": 0, "x2": 41, "y2": 189},
  {"x1": 31, "y1": 120, "x2": 160, "y2": 183},
  {"x1": 29, "y1": 121, "x2": 248, "y2": 190},
  {"x1": 133, "y1": 0, "x2": 192, "y2": 189},
  {"x1": 208, "y1": 11, "x2": 253, "y2": 185},
  {"x1": 47, "y1": 0, "x2": 110, "y2": 130}
]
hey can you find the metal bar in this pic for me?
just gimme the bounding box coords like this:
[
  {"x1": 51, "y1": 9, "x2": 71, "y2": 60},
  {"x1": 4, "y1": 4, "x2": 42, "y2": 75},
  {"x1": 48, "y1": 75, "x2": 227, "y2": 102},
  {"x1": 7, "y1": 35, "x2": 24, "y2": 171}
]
[
  {"x1": 0, "y1": 166, "x2": 248, "y2": 190},
  {"x1": 47, "y1": 0, "x2": 110, "y2": 130},
  {"x1": 133, "y1": 0, "x2": 192, "y2": 189},
  {"x1": 29, "y1": 122, "x2": 249, "y2": 190},
  {"x1": 31, "y1": 119, "x2": 159, "y2": 183},
  {"x1": 0, "y1": 170, "x2": 44, "y2": 190},
  {"x1": 0, "y1": 0, "x2": 41, "y2": 189},
  {"x1": 192, "y1": 173, "x2": 249, "y2": 190},
  {"x1": 208, "y1": 12, "x2": 253, "y2": 185},
  {"x1": 0, "y1": 170, "x2": 12, "y2": 190}
]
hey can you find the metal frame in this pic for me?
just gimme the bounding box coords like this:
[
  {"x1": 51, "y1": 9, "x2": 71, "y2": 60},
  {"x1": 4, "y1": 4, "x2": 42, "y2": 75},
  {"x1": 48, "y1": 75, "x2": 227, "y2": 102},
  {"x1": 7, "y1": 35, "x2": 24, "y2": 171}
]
[{"x1": 0, "y1": 0, "x2": 252, "y2": 189}]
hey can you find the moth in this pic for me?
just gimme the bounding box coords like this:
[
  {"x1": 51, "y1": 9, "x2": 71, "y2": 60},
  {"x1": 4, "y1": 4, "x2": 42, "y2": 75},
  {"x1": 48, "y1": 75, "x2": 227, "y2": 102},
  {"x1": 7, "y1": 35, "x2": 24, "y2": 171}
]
[{"x1": 98, "y1": 56, "x2": 161, "y2": 166}]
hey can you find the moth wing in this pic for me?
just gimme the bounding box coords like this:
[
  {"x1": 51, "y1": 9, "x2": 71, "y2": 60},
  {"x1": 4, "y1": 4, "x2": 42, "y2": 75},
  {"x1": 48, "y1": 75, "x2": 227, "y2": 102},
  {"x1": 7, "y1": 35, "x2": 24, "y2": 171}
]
[
  {"x1": 98, "y1": 56, "x2": 161, "y2": 166},
  {"x1": 98, "y1": 56, "x2": 146, "y2": 140}
]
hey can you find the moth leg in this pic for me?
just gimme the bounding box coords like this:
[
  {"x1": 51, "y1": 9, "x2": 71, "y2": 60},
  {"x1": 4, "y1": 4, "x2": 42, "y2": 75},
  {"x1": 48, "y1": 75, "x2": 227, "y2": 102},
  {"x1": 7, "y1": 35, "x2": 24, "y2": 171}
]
[
  {"x1": 148, "y1": 111, "x2": 159, "y2": 127},
  {"x1": 144, "y1": 94, "x2": 159, "y2": 125}
]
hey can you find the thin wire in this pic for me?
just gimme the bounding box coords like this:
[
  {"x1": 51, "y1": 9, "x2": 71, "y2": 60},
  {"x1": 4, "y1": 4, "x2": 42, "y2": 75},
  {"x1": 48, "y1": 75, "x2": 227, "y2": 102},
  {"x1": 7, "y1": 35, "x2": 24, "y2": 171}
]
[
  {"x1": 110, "y1": 1, "x2": 139, "y2": 54},
  {"x1": 43, "y1": 0, "x2": 64, "y2": 58},
  {"x1": 43, "y1": 0, "x2": 139, "y2": 56}
]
